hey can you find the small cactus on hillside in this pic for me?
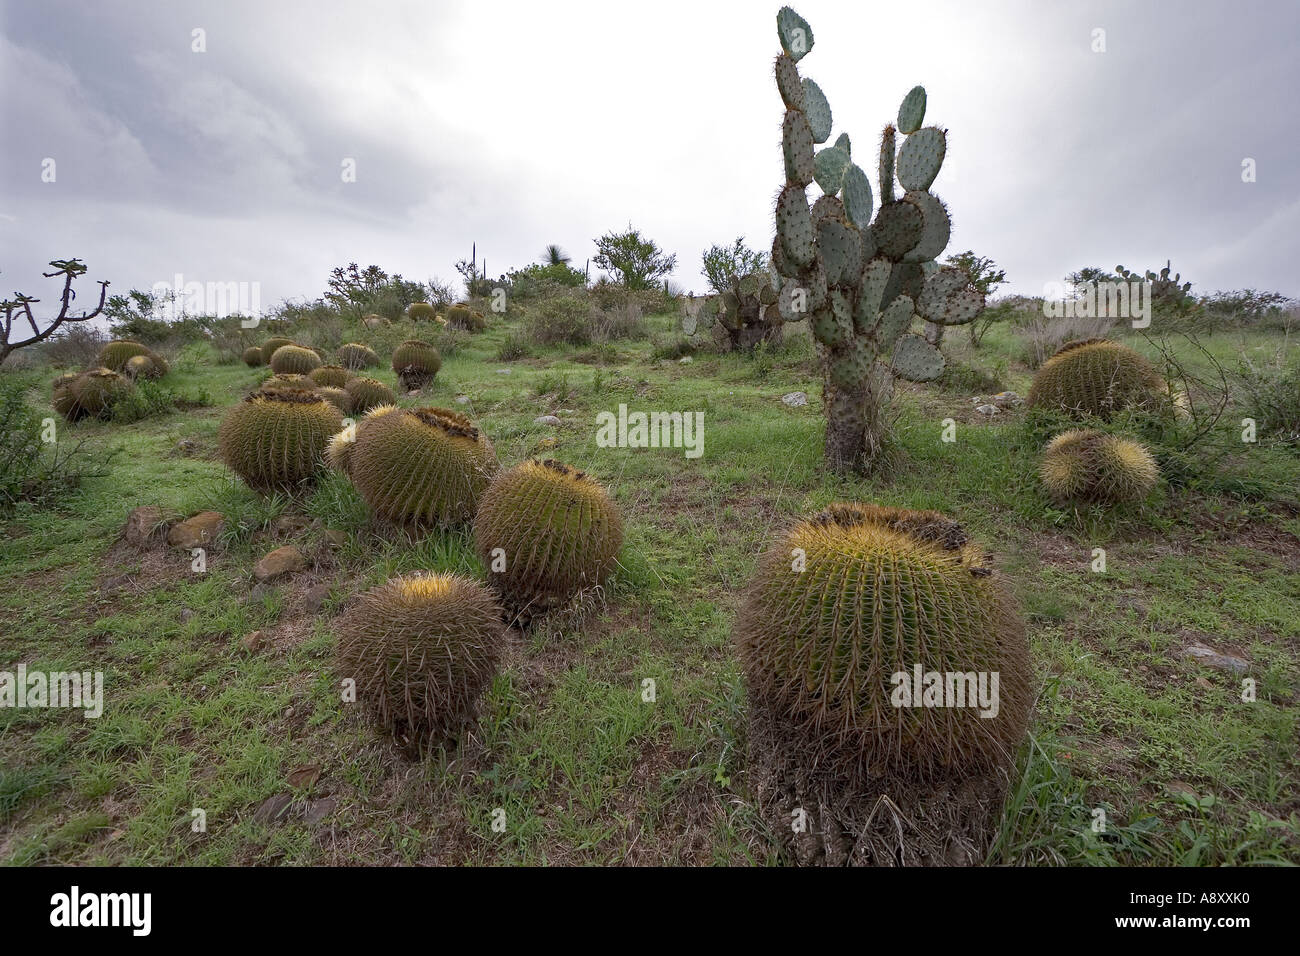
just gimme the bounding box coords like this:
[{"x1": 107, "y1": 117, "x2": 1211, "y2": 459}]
[
  {"x1": 335, "y1": 572, "x2": 504, "y2": 753},
  {"x1": 474, "y1": 459, "x2": 624, "y2": 616},
  {"x1": 337, "y1": 342, "x2": 380, "y2": 370},
  {"x1": 269, "y1": 344, "x2": 323, "y2": 376},
  {"x1": 241, "y1": 346, "x2": 264, "y2": 367},
  {"x1": 55, "y1": 368, "x2": 133, "y2": 421},
  {"x1": 315, "y1": 385, "x2": 352, "y2": 414},
  {"x1": 344, "y1": 376, "x2": 397, "y2": 413},
  {"x1": 1116, "y1": 259, "x2": 1194, "y2": 311},
  {"x1": 407, "y1": 302, "x2": 437, "y2": 322},
  {"x1": 218, "y1": 385, "x2": 342, "y2": 490},
  {"x1": 391, "y1": 339, "x2": 442, "y2": 390},
  {"x1": 1027, "y1": 338, "x2": 1166, "y2": 420},
  {"x1": 349, "y1": 406, "x2": 498, "y2": 527},
  {"x1": 1039, "y1": 430, "x2": 1158, "y2": 505},
  {"x1": 260, "y1": 337, "x2": 295, "y2": 364},
  {"x1": 309, "y1": 365, "x2": 351, "y2": 388}
]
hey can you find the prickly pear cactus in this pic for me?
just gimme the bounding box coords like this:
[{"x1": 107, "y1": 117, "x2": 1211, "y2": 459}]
[
  {"x1": 682, "y1": 272, "x2": 783, "y2": 351},
  {"x1": 770, "y1": 6, "x2": 985, "y2": 472},
  {"x1": 1116, "y1": 260, "x2": 1195, "y2": 311}
]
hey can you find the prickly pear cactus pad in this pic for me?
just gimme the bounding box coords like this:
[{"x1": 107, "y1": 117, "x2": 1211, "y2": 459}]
[
  {"x1": 218, "y1": 385, "x2": 343, "y2": 491},
  {"x1": 474, "y1": 459, "x2": 624, "y2": 615},
  {"x1": 349, "y1": 406, "x2": 498, "y2": 528},
  {"x1": 1039, "y1": 430, "x2": 1159, "y2": 505},
  {"x1": 1027, "y1": 338, "x2": 1167, "y2": 420},
  {"x1": 769, "y1": 6, "x2": 984, "y2": 473},
  {"x1": 335, "y1": 572, "x2": 504, "y2": 753},
  {"x1": 735, "y1": 502, "x2": 1032, "y2": 785}
]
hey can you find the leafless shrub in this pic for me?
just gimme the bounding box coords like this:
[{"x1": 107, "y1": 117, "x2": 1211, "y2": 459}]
[{"x1": 1014, "y1": 312, "x2": 1115, "y2": 368}]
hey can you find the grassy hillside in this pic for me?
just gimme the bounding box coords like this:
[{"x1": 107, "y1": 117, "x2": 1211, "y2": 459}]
[{"x1": 1, "y1": 309, "x2": 1297, "y2": 865}]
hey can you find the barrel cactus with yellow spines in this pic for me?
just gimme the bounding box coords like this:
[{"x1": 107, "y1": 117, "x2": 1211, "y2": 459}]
[
  {"x1": 325, "y1": 422, "x2": 358, "y2": 474},
  {"x1": 344, "y1": 376, "x2": 396, "y2": 413},
  {"x1": 260, "y1": 337, "x2": 295, "y2": 364},
  {"x1": 1028, "y1": 339, "x2": 1166, "y2": 420},
  {"x1": 309, "y1": 365, "x2": 351, "y2": 388},
  {"x1": 1039, "y1": 430, "x2": 1158, "y2": 505},
  {"x1": 218, "y1": 385, "x2": 342, "y2": 491},
  {"x1": 735, "y1": 502, "x2": 1032, "y2": 786},
  {"x1": 242, "y1": 346, "x2": 265, "y2": 367},
  {"x1": 269, "y1": 343, "x2": 323, "y2": 376},
  {"x1": 123, "y1": 353, "x2": 166, "y2": 380},
  {"x1": 392, "y1": 339, "x2": 442, "y2": 390},
  {"x1": 407, "y1": 302, "x2": 437, "y2": 322},
  {"x1": 446, "y1": 304, "x2": 486, "y2": 332},
  {"x1": 474, "y1": 459, "x2": 624, "y2": 614},
  {"x1": 349, "y1": 406, "x2": 498, "y2": 527},
  {"x1": 336, "y1": 572, "x2": 504, "y2": 753},
  {"x1": 338, "y1": 342, "x2": 380, "y2": 371},
  {"x1": 315, "y1": 385, "x2": 352, "y2": 414},
  {"x1": 96, "y1": 340, "x2": 162, "y2": 374}
]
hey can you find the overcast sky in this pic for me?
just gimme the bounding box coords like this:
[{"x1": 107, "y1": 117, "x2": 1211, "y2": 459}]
[{"x1": 2, "y1": 0, "x2": 1296, "y2": 317}]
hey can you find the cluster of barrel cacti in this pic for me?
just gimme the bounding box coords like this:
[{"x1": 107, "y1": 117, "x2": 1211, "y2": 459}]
[
  {"x1": 769, "y1": 6, "x2": 985, "y2": 472},
  {"x1": 96, "y1": 340, "x2": 169, "y2": 379},
  {"x1": 1039, "y1": 430, "x2": 1159, "y2": 505}
]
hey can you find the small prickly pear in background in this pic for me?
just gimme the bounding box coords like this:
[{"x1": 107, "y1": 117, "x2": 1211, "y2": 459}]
[
  {"x1": 473, "y1": 459, "x2": 624, "y2": 619},
  {"x1": 260, "y1": 337, "x2": 295, "y2": 364},
  {"x1": 337, "y1": 342, "x2": 380, "y2": 370},
  {"x1": 335, "y1": 572, "x2": 504, "y2": 754},
  {"x1": 309, "y1": 365, "x2": 352, "y2": 388},
  {"x1": 1116, "y1": 259, "x2": 1195, "y2": 311},
  {"x1": 1027, "y1": 338, "x2": 1167, "y2": 420},
  {"x1": 1039, "y1": 430, "x2": 1158, "y2": 505},
  {"x1": 269, "y1": 344, "x2": 323, "y2": 376},
  {"x1": 218, "y1": 385, "x2": 342, "y2": 491},
  {"x1": 391, "y1": 340, "x2": 442, "y2": 390},
  {"x1": 344, "y1": 376, "x2": 397, "y2": 413},
  {"x1": 768, "y1": 6, "x2": 985, "y2": 473},
  {"x1": 734, "y1": 502, "x2": 1032, "y2": 785},
  {"x1": 242, "y1": 346, "x2": 265, "y2": 367},
  {"x1": 349, "y1": 406, "x2": 498, "y2": 527}
]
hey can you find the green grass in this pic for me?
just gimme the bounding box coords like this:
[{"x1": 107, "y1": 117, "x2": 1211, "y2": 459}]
[{"x1": 1, "y1": 313, "x2": 1297, "y2": 865}]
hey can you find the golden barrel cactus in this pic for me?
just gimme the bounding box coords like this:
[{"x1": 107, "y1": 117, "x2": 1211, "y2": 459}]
[
  {"x1": 474, "y1": 459, "x2": 623, "y2": 612},
  {"x1": 1027, "y1": 338, "x2": 1165, "y2": 420},
  {"x1": 1039, "y1": 430, "x2": 1158, "y2": 505},
  {"x1": 336, "y1": 572, "x2": 504, "y2": 752},
  {"x1": 734, "y1": 503, "x2": 1032, "y2": 785},
  {"x1": 350, "y1": 406, "x2": 498, "y2": 527},
  {"x1": 218, "y1": 385, "x2": 342, "y2": 490}
]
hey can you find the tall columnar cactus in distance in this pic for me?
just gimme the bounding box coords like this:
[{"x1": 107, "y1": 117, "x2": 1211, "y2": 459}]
[{"x1": 770, "y1": 7, "x2": 985, "y2": 473}]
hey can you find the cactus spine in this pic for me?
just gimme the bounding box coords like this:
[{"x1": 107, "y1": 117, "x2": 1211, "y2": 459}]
[{"x1": 770, "y1": 6, "x2": 984, "y2": 473}]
